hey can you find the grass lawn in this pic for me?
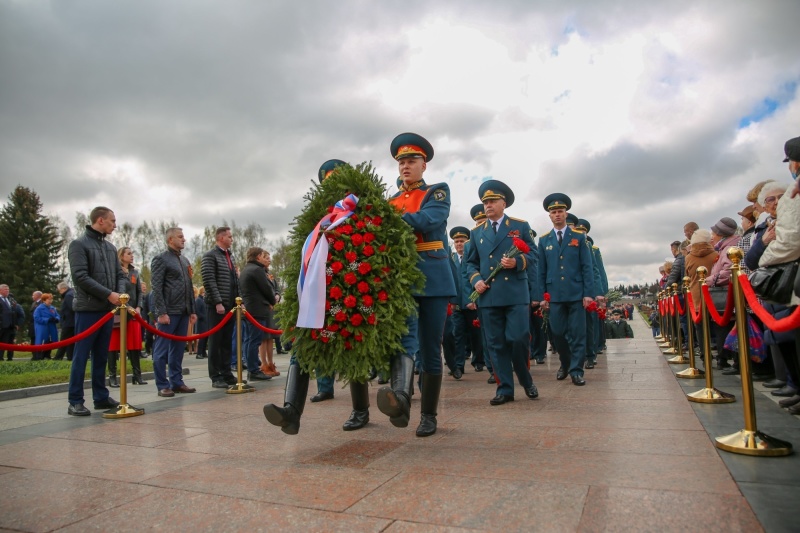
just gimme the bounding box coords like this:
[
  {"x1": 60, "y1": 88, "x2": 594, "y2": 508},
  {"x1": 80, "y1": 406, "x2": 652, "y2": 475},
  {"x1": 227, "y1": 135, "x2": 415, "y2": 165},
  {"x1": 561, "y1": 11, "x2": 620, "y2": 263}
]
[{"x1": 0, "y1": 355, "x2": 154, "y2": 391}]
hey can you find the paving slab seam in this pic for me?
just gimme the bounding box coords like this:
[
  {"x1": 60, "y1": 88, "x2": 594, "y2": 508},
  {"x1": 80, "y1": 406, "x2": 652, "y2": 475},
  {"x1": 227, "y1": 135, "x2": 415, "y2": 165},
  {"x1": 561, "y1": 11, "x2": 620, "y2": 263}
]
[{"x1": 339, "y1": 469, "x2": 405, "y2": 514}]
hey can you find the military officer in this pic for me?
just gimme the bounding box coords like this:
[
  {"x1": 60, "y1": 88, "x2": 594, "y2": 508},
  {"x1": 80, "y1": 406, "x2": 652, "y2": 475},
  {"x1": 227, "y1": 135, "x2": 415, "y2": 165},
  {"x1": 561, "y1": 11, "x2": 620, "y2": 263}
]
[
  {"x1": 580, "y1": 219, "x2": 609, "y2": 356},
  {"x1": 465, "y1": 180, "x2": 538, "y2": 405},
  {"x1": 378, "y1": 133, "x2": 455, "y2": 437},
  {"x1": 606, "y1": 309, "x2": 634, "y2": 338},
  {"x1": 526, "y1": 228, "x2": 547, "y2": 364},
  {"x1": 571, "y1": 217, "x2": 602, "y2": 369},
  {"x1": 466, "y1": 205, "x2": 489, "y2": 376},
  {"x1": 444, "y1": 226, "x2": 471, "y2": 379},
  {"x1": 534, "y1": 193, "x2": 597, "y2": 386}
]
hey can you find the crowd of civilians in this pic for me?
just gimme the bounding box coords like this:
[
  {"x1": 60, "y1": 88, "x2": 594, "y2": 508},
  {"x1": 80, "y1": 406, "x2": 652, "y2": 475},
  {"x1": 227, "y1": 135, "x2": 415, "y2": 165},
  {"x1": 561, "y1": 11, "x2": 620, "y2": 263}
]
[{"x1": 656, "y1": 135, "x2": 800, "y2": 414}]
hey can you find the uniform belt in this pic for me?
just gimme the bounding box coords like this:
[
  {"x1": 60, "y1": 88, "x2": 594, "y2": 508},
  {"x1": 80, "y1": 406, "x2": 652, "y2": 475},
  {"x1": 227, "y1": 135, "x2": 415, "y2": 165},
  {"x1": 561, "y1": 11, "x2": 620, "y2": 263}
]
[{"x1": 415, "y1": 241, "x2": 444, "y2": 252}]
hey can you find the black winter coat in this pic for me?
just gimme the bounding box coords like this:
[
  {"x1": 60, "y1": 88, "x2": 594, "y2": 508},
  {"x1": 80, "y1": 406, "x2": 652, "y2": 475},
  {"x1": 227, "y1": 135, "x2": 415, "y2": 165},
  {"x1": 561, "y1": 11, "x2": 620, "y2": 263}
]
[
  {"x1": 239, "y1": 261, "x2": 276, "y2": 319},
  {"x1": 201, "y1": 247, "x2": 239, "y2": 309},
  {"x1": 151, "y1": 249, "x2": 195, "y2": 316},
  {"x1": 68, "y1": 226, "x2": 126, "y2": 312}
]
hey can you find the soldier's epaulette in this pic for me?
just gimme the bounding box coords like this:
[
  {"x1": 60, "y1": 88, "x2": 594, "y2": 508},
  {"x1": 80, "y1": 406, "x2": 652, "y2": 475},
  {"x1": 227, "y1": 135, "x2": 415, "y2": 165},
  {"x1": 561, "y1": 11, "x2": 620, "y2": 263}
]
[
  {"x1": 472, "y1": 221, "x2": 487, "y2": 231},
  {"x1": 592, "y1": 245, "x2": 599, "y2": 250},
  {"x1": 571, "y1": 228, "x2": 586, "y2": 234},
  {"x1": 508, "y1": 216, "x2": 528, "y2": 223}
]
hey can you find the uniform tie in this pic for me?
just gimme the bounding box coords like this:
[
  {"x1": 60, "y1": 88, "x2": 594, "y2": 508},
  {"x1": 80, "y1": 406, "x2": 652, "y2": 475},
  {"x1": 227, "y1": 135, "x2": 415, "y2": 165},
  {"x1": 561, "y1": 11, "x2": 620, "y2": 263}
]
[
  {"x1": 557, "y1": 230, "x2": 563, "y2": 245},
  {"x1": 492, "y1": 221, "x2": 498, "y2": 234},
  {"x1": 224, "y1": 249, "x2": 233, "y2": 270}
]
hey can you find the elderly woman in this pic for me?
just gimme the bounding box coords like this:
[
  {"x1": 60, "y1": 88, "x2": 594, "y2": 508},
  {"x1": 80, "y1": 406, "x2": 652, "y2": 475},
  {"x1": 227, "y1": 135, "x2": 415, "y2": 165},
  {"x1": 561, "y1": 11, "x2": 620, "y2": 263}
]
[
  {"x1": 33, "y1": 293, "x2": 60, "y2": 359},
  {"x1": 706, "y1": 217, "x2": 741, "y2": 371},
  {"x1": 685, "y1": 229, "x2": 720, "y2": 365},
  {"x1": 745, "y1": 181, "x2": 788, "y2": 271},
  {"x1": 758, "y1": 136, "x2": 800, "y2": 410}
]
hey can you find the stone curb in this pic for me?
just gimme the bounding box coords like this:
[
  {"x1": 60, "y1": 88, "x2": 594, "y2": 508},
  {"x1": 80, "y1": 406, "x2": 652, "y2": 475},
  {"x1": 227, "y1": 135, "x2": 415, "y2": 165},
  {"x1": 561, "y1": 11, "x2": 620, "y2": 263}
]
[{"x1": 0, "y1": 369, "x2": 190, "y2": 402}]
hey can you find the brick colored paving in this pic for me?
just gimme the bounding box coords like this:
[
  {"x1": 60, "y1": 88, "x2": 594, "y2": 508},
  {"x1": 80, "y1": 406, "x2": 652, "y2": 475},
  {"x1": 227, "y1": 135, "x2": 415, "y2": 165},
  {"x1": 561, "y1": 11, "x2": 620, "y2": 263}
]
[{"x1": 0, "y1": 316, "x2": 794, "y2": 531}]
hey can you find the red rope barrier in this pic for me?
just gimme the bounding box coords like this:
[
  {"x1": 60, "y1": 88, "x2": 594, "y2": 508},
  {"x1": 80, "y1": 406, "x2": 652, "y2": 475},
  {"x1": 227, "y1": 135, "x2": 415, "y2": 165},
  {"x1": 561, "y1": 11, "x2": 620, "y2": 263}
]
[
  {"x1": 738, "y1": 274, "x2": 800, "y2": 333},
  {"x1": 132, "y1": 310, "x2": 234, "y2": 341},
  {"x1": 0, "y1": 311, "x2": 115, "y2": 351},
  {"x1": 668, "y1": 296, "x2": 675, "y2": 317},
  {"x1": 242, "y1": 311, "x2": 284, "y2": 335},
  {"x1": 701, "y1": 284, "x2": 734, "y2": 326},
  {"x1": 685, "y1": 292, "x2": 702, "y2": 324},
  {"x1": 674, "y1": 294, "x2": 685, "y2": 316}
]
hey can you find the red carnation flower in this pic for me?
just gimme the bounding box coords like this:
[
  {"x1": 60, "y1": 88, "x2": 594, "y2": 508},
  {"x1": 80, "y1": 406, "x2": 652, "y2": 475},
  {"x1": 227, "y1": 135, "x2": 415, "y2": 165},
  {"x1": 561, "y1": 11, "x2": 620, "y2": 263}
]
[
  {"x1": 351, "y1": 234, "x2": 364, "y2": 246},
  {"x1": 329, "y1": 286, "x2": 343, "y2": 300},
  {"x1": 326, "y1": 323, "x2": 339, "y2": 332},
  {"x1": 357, "y1": 281, "x2": 370, "y2": 294},
  {"x1": 340, "y1": 328, "x2": 351, "y2": 338},
  {"x1": 327, "y1": 252, "x2": 332, "y2": 261},
  {"x1": 371, "y1": 216, "x2": 383, "y2": 226},
  {"x1": 355, "y1": 333, "x2": 363, "y2": 342},
  {"x1": 358, "y1": 262, "x2": 372, "y2": 275},
  {"x1": 543, "y1": 292, "x2": 551, "y2": 302},
  {"x1": 512, "y1": 237, "x2": 530, "y2": 254},
  {"x1": 350, "y1": 314, "x2": 364, "y2": 326},
  {"x1": 356, "y1": 221, "x2": 366, "y2": 230},
  {"x1": 362, "y1": 245, "x2": 375, "y2": 257},
  {"x1": 344, "y1": 295, "x2": 357, "y2": 308},
  {"x1": 335, "y1": 311, "x2": 347, "y2": 322},
  {"x1": 351, "y1": 214, "x2": 359, "y2": 221},
  {"x1": 472, "y1": 319, "x2": 481, "y2": 328},
  {"x1": 345, "y1": 251, "x2": 357, "y2": 263},
  {"x1": 331, "y1": 261, "x2": 344, "y2": 274},
  {"x1": 326, "y1": 275, "x2": 332, "y2": 286},
  {"x1": 363, "y1": 216, "x2": 372, "y2": 224},
  {"x1": 344, "y1": 341, "x2": 353, "y2": 350},
  {"x1": 339, "y1": 224, "x2": 354, "y2": 235},
  {"x1": 378, "y1": 244, "x2": 387, "y2": 252},
  {"x1": 364, "y1": 232, "x2": 375, "y2": 243},
  {"x1": 325, "y1": 300, "x2": 331, "y2": 310},
  {"x1": 377, "y1": 290, "x2": 388, "y2": 302},
  {"x1": 344, "y1": 272, "x2": 358, "y2": 285},
  {"x1": 362, "y1": 295, "x2": 374, "y2": 307},
  {"x1": 310, "y1": 330, "x2": 318, "y2": 340},
  {"x1": 373, "y1": 277, "x2": 381, "y2": 283},
  {"x1": 382, "y1": 266, "x2": 390, "y2": 273},
  {"x1": 333, "y1": 240, "x2": 345, "y2": 251},
  {"x1": 365, "y1": 204, "x2": 373, "y2": 211},
  {"x1": 367, "y1": 313, "x2": 377, "y2": 325},
  {"x1": 321, "y1": 336, "x2": 329, "y2": 344}
]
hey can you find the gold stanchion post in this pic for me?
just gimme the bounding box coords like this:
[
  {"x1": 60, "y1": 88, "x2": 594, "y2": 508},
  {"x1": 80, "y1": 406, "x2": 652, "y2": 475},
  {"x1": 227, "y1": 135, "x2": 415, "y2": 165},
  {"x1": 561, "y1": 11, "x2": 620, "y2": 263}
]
[
  {"x1": 687, "y1": 267, "x2": 735, "y2": 404},
  {"x1": 227, "y1": 297, "x2": 255, "y2": 394},
  {"x1": 666, "y1": 283, "x2": 688, "y2": 362},
  {"x1": 654, "y1": 291, "x2": 666, "y2": 342},
  {"x1": 677, "y1": 276, "x2": 703, "y2": 378},
  {"x1": 658, "y1": 291, "x2": 673, "y2": 348},
  {"x1": 103, "y1": 294, "x2": 145, "y2": 418},
  {"x1": 715, "y1": 248, "x2": 792, "y2": 456},
  {"x1": 663, "y1": 285, "x2": 680, "y2": 355}
]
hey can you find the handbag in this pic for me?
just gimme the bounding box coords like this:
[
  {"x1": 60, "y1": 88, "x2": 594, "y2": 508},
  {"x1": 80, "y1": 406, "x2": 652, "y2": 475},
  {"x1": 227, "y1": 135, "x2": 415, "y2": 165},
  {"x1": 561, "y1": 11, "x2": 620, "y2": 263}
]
[
  {"x1": 748, "y1": 260, "x2": 799, "y2": 305},
  {"x1": 707, "y1": 286, "x2": 728, "y2": 314},
  {"x1": 723, "y1": 315, "x2": 767, "y2": 362}
]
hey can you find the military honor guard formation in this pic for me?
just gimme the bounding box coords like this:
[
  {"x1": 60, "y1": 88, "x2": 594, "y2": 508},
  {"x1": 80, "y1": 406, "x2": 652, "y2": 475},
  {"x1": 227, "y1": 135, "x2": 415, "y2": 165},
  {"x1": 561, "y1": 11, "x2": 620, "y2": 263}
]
[{"x1": 262, "y1": 132, "x2": 610, "y2": 437}]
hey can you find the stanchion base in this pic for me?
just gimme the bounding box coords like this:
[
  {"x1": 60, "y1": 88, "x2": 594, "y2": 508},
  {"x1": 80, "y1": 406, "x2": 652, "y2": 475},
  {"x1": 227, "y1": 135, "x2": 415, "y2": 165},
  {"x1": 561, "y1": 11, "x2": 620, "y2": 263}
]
[
  {"x1": 687, "y1": 387, "x2": 736, "y2": 404},
  {"x1": 658, "y1": 342, "x2": 672, "y2": 348},
  {"x1": 654, "y1": 336, "x2": 665, "y2": 342},
  {"x1": 226, "y1": 383, "x2": 256, "y2": 394},
  {"x1": 676, "y1": 367, "x2": 705, "y2": 379},
  {"x1": 666, "y1": 355, "x2": 688, "y2": 364},
  {"x1": 102, "y1": 404, "x2": 145, "y2": 419},
  {"x1": 663, "y1": 348, "x2": 678, "y2": 355},
  {"x1": 715, "y1": 429, "x2": 793, "y2": 457}
]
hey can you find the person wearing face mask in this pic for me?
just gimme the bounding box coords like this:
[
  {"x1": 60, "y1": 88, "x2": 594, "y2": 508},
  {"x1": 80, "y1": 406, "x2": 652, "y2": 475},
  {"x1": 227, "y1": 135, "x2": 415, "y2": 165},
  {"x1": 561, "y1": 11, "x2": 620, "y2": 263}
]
[{"x1": 758, "y1": 136, "x2": 800, "y2": 412}]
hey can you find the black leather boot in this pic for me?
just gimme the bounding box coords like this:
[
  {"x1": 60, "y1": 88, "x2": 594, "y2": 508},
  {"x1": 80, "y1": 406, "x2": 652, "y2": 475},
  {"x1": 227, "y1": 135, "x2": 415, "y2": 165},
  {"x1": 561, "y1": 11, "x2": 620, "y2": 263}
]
[
  {"x1": 262, "y1": 364, "x2": 310, "y2": 435},
  {"x1": 108, "y1": 352, "x2": 119, "y2": 388},
  {"x1": 129, "y1": 350, "x2": 148, "y2": 385},
  {"x1": 416, "y1": 372, "x2": 442, "y2": 437},
  {"x1": 343, "y1": 380, "x2": 370, "y2": 431},
  {"x1": 377, "y1": 355, "x2": 414, "y2": 427}
]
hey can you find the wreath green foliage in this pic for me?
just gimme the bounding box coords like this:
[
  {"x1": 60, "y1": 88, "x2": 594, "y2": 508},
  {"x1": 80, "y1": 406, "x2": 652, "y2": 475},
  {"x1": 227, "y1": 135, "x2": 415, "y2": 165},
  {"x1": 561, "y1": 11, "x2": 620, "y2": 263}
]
[{"x1": 277, "y1": 162, "x2": 424, "y2": 384}]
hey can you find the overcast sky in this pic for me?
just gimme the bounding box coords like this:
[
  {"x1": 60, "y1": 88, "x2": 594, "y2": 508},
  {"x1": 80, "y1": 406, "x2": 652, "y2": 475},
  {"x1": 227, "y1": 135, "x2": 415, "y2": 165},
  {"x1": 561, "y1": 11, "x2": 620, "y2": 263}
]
[{"x1": 1, "y1": 0, "x2": 798, "y2": 288}]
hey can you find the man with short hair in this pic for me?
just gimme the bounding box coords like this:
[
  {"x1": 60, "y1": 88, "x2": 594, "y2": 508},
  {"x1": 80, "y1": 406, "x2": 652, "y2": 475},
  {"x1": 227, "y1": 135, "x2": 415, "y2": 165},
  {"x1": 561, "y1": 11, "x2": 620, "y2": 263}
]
[
  {"x1": 54, "y1": 282, "x2": 75, "y2": 361},
  {"x1": 444, "y1": 226, "x2": 471, "y2": 379},
  {"x1": 151, "y1": 227, "x2": 197, "y2": 397},
  {"x1": 0, "y1": 284, "x2": 25, "y2": 361},
  {"x1": 683, "y1": 222, "x2": 699, "y2": 242},
  {"x1": 466, "y1": 180, "x2": 538, "y2": 404},
  {"x1": 201, "y1": 226, "x2": 240, "y2": 388},
  {"x1": 606, "y1": 309, "x2": 634, "y2": 339},
  {"x1": 66, "y1": 206, "x2": 124, "y2": 416}
]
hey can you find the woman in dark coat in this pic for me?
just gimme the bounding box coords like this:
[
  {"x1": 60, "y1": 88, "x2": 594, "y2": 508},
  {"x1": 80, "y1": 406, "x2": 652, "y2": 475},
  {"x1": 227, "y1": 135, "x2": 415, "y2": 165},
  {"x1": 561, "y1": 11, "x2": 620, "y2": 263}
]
[{"x1": 108, "y1": 247, "x2": 147, "y2": 386}]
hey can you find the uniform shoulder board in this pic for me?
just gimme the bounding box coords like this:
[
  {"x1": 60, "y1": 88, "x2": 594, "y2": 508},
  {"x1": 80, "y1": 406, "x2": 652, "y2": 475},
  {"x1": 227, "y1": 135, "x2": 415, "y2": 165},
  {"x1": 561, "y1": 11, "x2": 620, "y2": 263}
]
[
  {"x1": 508, "y1": 216, "x2": 528, "y2": 223},
  {"x1": 571, "y1": 228, "x2": 586, "y2": 234},
  {"x1": 592, "y1": 245, "x2": 599, "y2": 250},
  {"x1": 471, "y1": 221, "x2": 487, "y2": 231}
]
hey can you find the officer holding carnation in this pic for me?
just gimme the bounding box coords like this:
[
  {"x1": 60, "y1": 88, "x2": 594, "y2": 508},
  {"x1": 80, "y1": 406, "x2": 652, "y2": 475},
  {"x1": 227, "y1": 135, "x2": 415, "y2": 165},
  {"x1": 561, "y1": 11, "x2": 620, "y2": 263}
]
[{"x1": 465, "y1": 180, "x2": 538, "y2": 405}]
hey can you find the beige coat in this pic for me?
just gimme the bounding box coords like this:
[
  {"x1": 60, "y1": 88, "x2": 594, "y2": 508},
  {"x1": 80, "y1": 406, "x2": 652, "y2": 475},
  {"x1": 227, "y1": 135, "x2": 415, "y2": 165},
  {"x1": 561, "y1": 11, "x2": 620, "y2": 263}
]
[
  {"x1": 685, "y1": 243, "x2": 719, "y2": 311},
  {"x1": 759, "y1": 191, "x2": 800, "y2": 306}
]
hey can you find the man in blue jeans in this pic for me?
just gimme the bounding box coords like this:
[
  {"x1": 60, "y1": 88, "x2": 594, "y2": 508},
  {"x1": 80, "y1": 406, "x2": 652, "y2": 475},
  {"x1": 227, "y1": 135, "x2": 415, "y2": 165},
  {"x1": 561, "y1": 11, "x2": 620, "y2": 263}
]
[
  {"x1": 66, "y1": 206, "x2": 125, "y2": 416},
  {"x1": 150, "y1": 227, "x2": 197, "y2": 397}
]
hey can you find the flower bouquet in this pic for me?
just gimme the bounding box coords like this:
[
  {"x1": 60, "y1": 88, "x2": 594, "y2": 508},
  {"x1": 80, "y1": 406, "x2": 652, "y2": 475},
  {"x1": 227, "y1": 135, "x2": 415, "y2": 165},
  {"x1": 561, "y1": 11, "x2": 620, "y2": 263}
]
[
  {"x1": 468, "y1": 237, "x2": 531, "y2": 302},
  {"x1": 542, "y1": 292, "x2": 550, "y2": 333}
]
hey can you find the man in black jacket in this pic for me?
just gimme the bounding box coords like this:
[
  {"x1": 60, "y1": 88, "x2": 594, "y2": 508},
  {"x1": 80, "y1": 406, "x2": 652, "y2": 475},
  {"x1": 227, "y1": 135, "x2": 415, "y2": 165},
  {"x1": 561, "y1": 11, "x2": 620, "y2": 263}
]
[
  {"x1": 201, "y1": 226, "x2": 240, "y2": 388},
  {"x1": 54, "y1": 282, "x2": 75, "y2": 360},
  {"x1": 66, "y1": 206, "x2": 125, "y2": 416},
  {"x1": 151, "y1": 227, "x2": 197, "y2": 397},
  {"x1": 0, "y1": 284, "x2": 25, "y2": 361}
]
